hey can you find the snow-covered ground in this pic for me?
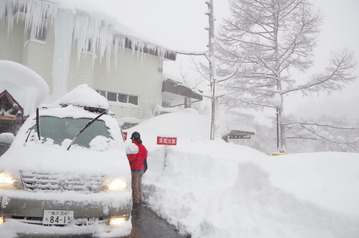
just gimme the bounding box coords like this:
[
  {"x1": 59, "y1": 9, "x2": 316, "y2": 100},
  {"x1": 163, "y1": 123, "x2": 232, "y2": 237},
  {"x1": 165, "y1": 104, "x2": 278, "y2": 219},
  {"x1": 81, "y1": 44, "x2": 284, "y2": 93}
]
[{"x1": 125, "y1": 109, "x2": 359, "y2": 238}]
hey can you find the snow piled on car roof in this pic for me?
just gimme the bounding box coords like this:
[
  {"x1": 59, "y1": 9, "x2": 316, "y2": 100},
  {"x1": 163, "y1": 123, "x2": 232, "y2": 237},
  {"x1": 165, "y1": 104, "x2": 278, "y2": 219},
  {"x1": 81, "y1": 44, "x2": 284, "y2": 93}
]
[{"x1": 51, "y1": 84, "x2": 109, "y2": 110}]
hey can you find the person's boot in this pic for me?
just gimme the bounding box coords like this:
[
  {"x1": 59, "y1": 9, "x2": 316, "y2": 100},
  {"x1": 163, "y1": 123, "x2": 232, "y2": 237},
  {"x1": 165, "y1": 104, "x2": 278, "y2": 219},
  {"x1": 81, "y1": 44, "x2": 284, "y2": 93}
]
[{"x1": 132, "y1": 202, "x2": 142, "y2": 218}]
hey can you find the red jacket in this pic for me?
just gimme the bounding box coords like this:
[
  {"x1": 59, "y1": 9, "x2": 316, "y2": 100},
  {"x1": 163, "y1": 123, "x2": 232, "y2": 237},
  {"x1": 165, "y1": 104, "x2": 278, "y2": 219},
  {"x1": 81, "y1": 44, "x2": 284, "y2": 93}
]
[{"x1": 127, "y1": 141, "x2": 147, "y2": 171}]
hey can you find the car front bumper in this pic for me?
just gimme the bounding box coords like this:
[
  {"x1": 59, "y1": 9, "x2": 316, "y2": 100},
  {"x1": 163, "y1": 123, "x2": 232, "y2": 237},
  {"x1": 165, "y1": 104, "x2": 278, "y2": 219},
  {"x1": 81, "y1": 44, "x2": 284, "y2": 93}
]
[
  {"x1": 0, "y1": 190, "x2": 132, "y2": 236},
  {"x1": 0, "y1": 216, "x2": 132, "y2": 238}
]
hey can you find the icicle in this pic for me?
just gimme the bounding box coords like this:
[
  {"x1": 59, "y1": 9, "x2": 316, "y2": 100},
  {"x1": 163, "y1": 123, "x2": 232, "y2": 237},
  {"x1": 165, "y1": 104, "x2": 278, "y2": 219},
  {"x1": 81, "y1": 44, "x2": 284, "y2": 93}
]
[
  {"x1": 17, "y1": 0, "x2": 57, "y2": 42},
  {"x1": 1, "y1": 0, "x2": 16, "y2": 34},
  {"x1": 73, "y1": 12, "x2": 90, "y2": 62},
  {"x1": 1, "y1": 0, "x2": 175, "y2": 89},
  {"x1": 52, "y1": 8, "x2": 75, "y2": 98}
]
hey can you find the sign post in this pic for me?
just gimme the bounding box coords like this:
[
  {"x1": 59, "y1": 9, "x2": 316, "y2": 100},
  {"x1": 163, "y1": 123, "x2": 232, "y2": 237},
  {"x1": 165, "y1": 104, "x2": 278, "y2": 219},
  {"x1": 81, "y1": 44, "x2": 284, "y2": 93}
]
[
  {"x1": 122, "y1": 132, "x2": 128, "y2": 141},
  {"x1": 157, "y1": 136, "x2": 177, "y2": 167}
]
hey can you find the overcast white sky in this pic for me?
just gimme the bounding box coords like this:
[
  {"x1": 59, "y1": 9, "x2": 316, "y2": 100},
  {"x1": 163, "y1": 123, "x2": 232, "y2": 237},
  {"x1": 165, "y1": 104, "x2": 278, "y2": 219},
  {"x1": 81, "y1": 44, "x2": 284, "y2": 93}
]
[{"x1": 91, "y1": 0, "x2": 359, "y2": 121}]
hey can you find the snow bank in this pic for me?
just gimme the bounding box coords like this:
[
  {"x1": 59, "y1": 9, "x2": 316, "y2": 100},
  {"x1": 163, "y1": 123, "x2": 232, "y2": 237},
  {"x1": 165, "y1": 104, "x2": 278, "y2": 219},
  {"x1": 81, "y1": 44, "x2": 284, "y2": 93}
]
[
  {"x1": 125, "y1": 109, "x2": 211, "y2": 148},
  {"x1": 127, "y1": 110, "x2": 359, "y2": 238},
  {"x1": 0, "y1": 133, "x2": 14, "y2": 144},
  {"x1": 259, "y1": 152, "x2": 359, "y2": 216},
  {"x1": 0, "y1": 60, "x2": 49, "y2": 116}
]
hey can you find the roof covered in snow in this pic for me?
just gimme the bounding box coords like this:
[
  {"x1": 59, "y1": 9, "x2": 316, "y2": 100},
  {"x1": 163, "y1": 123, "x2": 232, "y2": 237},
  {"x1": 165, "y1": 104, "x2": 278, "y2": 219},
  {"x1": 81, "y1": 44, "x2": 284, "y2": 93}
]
[
  {"x1": 0, "y1": 60, "x2": 49, "y2": 116},
  {"x1": 225, "y1": 111, "x2": 256, "y2": 133},
  {"x1": 162, "y1": 79, "x2": 203, "y2": 100}
]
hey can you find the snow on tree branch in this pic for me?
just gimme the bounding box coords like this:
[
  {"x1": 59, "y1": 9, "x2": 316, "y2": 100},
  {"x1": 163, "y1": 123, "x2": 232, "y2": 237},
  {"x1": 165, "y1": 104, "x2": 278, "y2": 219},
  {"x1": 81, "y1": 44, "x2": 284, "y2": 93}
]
[
  {"x1": 284, "y1": 50, "x2": 356, "y2": 95},
  {"x1": 285, "y1": 116, "x2": 359, "y2": 152}
]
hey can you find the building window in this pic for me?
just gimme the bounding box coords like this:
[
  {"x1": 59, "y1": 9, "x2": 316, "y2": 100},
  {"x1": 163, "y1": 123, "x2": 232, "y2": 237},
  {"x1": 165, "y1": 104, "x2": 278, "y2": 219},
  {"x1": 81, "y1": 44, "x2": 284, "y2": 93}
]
[
  {"x1": 107, "y1": 92, "x2": 117, "y2": 102},
  {"x1": 118, "y1": 94, "x2": 127, "y2": 103},
  {"x1": 81, "y1": 40, "x2": 95, "y2": 54},
  {"x1": 97, "y1": 90, "x2": 106, "y2": 97},
  {"x1": 96, "y1": 90, "x2": 139, "y2": 106},
  {"x1": 27, "y1": 25, "x2": 47, "y2": 42},
  {"x1": 129, "y1": 95, "x2": 138, "y2": 105}
]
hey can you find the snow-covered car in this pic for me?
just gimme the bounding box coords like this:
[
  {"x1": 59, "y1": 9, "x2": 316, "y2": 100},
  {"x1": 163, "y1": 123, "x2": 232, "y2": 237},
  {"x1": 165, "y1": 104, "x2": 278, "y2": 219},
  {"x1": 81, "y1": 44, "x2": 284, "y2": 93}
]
[{"x1": 0, "y1": 85, "x2": 132, "y2": 237}]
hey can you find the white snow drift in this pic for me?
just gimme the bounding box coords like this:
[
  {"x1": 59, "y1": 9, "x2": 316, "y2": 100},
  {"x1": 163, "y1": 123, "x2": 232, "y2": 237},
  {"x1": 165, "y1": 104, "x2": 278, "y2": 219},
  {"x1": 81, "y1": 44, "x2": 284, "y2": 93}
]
[{"x1": 125, "y1": 110, "x2": 359, "y2": 238}]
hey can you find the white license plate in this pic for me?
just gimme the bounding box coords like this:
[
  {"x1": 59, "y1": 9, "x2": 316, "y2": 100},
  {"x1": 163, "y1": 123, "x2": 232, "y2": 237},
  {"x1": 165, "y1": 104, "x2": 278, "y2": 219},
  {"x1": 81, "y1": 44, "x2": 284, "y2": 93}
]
[{"x1": 43, "y1": 210, "x2": 74, "y2": 225}]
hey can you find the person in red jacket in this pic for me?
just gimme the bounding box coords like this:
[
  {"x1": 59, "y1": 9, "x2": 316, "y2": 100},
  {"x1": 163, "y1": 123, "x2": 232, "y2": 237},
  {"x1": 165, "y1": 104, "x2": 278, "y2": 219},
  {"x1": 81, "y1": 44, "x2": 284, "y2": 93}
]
[{"x1": 127, "y1": 131, "x2": 148, "y2": 207}]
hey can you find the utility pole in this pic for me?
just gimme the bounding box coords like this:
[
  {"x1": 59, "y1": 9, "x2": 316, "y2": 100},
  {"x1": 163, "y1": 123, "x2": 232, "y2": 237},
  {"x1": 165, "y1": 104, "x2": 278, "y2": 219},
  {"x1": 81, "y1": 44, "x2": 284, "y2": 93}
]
[{"x1": 205, "y1": 0, "x2": 216, "y2": 140}]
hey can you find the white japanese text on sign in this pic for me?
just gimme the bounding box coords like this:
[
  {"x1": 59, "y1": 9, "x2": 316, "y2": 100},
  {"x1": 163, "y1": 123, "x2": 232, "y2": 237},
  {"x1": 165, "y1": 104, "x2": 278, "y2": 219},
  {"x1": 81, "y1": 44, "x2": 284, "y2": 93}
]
[{"x1": 157, "y1": 136, "x2": 177, "y2": 145}]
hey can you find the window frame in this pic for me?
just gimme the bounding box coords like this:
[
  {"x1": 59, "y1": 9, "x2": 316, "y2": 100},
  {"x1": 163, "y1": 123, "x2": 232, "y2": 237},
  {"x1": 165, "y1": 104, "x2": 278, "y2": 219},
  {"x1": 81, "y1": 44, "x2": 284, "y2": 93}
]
[
  {"x1": 117, "y1": 94, "x2": 128, "y2": 103},
  {"x1": 96, "y1": 90, "x2": 139, "y2": 106},
  {"x1": 81, "y1": 39, "x2": 96, "y2": 55},
  {"x1": 128, "y1": 95, "x2": 138, "y2": 105},
  {"x1": 26, "y1": 25, "x2": 47, "y2": 43},
  {"x1": 107, "y1": 92, "x2": 117, "y2": 102}
]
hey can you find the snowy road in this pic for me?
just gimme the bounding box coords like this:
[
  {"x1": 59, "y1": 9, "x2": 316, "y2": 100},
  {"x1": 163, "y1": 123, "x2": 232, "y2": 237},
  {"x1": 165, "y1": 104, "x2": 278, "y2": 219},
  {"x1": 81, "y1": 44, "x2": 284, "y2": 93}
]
[{"x1": 127, "y1": 204, "x2": 189, "y2": 238}]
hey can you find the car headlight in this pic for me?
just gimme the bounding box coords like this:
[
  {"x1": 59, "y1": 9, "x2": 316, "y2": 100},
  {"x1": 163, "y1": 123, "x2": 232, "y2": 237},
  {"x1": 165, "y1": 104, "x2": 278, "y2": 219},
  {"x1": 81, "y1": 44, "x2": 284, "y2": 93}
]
[
  {"x1": 0, "y1": 171, "x2": 22, "y2": 190},
  {"x1": 0, "y1": 215, "x2": 5, "y2": 225},
  {"x1": 109, "y1": 215, "x2": 128, "y2": 226},
  {"x1": 100, "y1": 178, "x2": 127, "y2": 192}
]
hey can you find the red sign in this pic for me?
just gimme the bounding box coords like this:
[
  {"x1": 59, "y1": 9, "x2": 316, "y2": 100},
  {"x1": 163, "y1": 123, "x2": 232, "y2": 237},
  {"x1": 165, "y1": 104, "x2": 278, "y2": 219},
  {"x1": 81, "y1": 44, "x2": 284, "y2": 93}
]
[
  {"x1": 123, "y1": 132, "x2": 128, "y2": 140},
  {"x1": 157, "y1": 136, "x2": 177, "y2": 145}
]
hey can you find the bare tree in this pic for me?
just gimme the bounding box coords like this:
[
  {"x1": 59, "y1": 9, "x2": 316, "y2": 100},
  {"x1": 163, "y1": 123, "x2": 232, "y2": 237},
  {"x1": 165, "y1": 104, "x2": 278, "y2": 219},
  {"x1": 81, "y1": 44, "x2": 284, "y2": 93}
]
[
  {"x1": 176, "y1": 0, "x2": 219, "y2": 140},
  {"x1": 284, "y1": 115, "x2": 359, "y2": 152},
  {"x1": 216, "y1": 0, "x2": 356, "y2": 151}
]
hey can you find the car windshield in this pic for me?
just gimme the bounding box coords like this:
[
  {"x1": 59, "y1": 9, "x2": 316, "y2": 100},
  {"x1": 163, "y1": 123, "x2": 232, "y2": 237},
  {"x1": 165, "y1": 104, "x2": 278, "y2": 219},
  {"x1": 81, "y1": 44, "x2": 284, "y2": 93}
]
[{"x1": 29, "y1": 116, "x2": 112, "y2": 148}]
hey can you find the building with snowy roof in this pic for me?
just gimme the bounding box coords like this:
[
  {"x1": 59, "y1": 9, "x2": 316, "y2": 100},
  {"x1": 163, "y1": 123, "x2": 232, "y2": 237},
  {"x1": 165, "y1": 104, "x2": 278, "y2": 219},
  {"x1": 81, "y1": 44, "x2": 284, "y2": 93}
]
[
  {"x1": 0, "y1": 60, "x2": 49, "y2": 134},
  {"x1": 0, "y1": 0, "x2": 201, "y2": 122},
  {"x1": 0, "y1": 90, "x2": 23, "y2": 134}
]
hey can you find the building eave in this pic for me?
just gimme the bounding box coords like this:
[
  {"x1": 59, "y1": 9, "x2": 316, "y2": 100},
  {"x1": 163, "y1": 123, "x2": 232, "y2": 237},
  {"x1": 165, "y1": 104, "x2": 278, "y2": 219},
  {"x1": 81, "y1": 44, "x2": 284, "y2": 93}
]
[
  {"x1": 1, "y1": 0, "x2": 177, "y2": 61},
  {"x1": 162, "y1": 79, "x2": 203, "y2": 101}
]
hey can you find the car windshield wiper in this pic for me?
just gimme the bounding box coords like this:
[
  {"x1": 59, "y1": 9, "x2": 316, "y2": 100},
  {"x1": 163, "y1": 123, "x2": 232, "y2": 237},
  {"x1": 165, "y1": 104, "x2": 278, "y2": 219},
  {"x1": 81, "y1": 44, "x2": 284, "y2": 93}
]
[
  {"x1": 36, "y1": 108, "x2": 41, "y2": 140},
  {"x1": 25, "y1": 108, "x2": 41, "y2": 144},
  {"x1": 67, "y1": 111, "x2": 106, "y2": 150}
]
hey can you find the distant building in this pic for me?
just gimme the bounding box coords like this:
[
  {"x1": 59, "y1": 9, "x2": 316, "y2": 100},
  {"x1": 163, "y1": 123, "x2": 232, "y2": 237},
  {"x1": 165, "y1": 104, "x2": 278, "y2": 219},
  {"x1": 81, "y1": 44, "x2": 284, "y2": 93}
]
[
  {"x1": 162, "y1": 79, "x2": 203, "y2": 109},
  {"x1": 0, "y1": 59, "x2": 49, "y2": 134},
  {"x1": 0, "y1": 90, "x2": 23, "y2": 134},
  {"x1": 0, "y1": 0, "x2": 201, "y2": 122},
  {"x1": 222, "y1": 111, "x2": 256, "y2": 142}
]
